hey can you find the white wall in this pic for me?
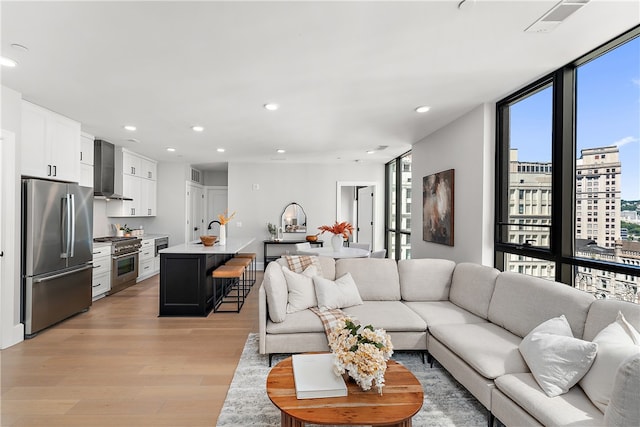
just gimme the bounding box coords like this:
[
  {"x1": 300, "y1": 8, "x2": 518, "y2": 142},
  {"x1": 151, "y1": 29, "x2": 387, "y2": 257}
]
[
  {"x1": 411, "y1": 104, "x2": 495, "y2": 265},
  {"x1": 204, "y1": 170, "x2": 228, "y2": 186},
  {"x1": 1, "y1": 85, "x2": 25, "y2": 347},
  {"x1": 227, "y1": 162, "x2": 385, "y2": 267}
]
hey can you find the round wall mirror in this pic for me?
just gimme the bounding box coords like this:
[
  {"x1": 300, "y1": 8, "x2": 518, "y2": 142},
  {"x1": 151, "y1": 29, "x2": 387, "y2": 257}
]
[{"x1": 281, "y1": 202, "x2": 307, "y2": 233}]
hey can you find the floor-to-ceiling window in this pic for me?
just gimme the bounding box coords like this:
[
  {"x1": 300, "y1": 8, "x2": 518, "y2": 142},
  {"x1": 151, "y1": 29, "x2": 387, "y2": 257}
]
[
  {"x1": 496, "y1": 26, "x2": 640, "y2": 303},
  {"x1": 386, "y1": 152, "x2": 411, "y2": 260}
]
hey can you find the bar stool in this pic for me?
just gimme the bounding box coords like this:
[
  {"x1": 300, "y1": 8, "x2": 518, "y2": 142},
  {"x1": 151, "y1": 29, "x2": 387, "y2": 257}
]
[
  {"x1": 235, "y1": 252, "x2": 257, "y2": 286},
  {"x1": 225, "y1": 257, "x2": 253, "y2": 297},
  {"x1": 212, "y1": 264, "x2": 245, "y2": 313}
]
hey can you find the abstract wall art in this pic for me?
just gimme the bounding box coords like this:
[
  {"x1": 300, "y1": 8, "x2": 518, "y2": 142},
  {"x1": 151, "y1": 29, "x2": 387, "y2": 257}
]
[{"x1": 423, "y1": 169, "x2": 454, "y2": 246}]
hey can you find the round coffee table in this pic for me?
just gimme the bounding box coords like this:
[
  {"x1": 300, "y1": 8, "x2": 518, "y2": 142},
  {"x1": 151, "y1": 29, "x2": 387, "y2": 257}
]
[{"x1": 267, "y1": 356, "x2": 423, "y2": 427}]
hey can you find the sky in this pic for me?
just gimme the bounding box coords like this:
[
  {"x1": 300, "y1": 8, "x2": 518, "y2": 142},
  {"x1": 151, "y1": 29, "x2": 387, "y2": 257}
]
[{"x1": 510, "y1": 35, "x2": 640, "y2": 201}]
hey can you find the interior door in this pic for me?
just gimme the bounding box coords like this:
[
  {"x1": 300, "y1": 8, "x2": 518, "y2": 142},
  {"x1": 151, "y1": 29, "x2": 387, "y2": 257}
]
[
  {"x1": 186, "y1": 182, "x2": 205, "y2": 242},
  {"x1": 357, "y1": 186, "x2": 374, "y2": 246},
  {"x1": 206, "y1": 187, "x2": 228, "y2": 233}
]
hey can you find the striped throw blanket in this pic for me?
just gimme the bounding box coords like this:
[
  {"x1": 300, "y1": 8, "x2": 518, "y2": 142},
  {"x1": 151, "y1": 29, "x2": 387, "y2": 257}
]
[{"x1": 309, "y1": 306, "x2": 354, "y2": 336}]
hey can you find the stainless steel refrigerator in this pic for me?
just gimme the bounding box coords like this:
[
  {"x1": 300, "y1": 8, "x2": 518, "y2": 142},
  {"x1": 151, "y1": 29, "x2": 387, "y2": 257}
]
[{"x1": 22, "y1": 178, "x2": 93, "y2": 336}]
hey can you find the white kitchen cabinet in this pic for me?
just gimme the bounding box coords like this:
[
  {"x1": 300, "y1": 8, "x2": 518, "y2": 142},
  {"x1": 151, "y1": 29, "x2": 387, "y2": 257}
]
[
  {"x1": 107, "y1": 148, "x2": 157, "y2": 217},
  {"x1": 92, "y1": 245, "x2": 111, "y2": 300},
  {"x1": 21, "y1": 101, "x2": 81, "y2": 182},
  {"x1": 80, "y1": 132, "x2": 94, "y2": 187},
  {"x1": 137, "y1": 238, "x2": 156, "y2": 281}
]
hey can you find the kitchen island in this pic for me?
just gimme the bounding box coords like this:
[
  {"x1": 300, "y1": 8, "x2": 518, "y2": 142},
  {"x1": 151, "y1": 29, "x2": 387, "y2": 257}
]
[{"x1": 158, "y1": 237, "x2": 255, "y2": 316}]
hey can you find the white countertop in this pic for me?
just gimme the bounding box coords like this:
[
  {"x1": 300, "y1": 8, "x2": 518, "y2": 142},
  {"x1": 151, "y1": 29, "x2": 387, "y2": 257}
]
[{"x1": 159, "y1": 237, "x2": 255, "y2": 255}]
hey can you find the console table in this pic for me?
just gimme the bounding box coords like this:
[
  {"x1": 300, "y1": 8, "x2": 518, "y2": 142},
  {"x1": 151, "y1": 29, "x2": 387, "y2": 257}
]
[{"x1": 263, "y1": 239, "x2": 323, "y2": 267}]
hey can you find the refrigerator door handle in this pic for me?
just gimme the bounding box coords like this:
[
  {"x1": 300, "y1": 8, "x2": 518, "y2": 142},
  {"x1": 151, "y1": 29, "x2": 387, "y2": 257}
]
[
  {"x1": 60, "y1": 194, "x2": 72, "y2": 259},
  {"x1": 69, "y1": 193, "x2": 76, "y2": 258},
  {"x1": 32, "y1": 264, "x2": 93, "y2": 283}
]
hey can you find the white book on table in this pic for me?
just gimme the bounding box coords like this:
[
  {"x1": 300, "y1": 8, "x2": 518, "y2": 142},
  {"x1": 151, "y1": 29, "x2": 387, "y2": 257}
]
[{"x1": 292, "y1": 353, "x2": 348, "y2": 399}]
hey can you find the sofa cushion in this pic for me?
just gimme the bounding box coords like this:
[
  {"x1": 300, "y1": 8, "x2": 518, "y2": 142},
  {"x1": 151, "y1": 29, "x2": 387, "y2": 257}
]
[
  {"x1": 495, "y1": 373, "x2": 605, "y2": 426},
  {"x1": 604, "y1": 353, "x2": 640, "y2": 426},
  {"x1": 263, "y1": 261, "x2": 289, "y2": 323},
  {"x1": 266, "y1": 309, "x2": 325, "y2": 334},
  {"x1": 519, "y1": 315, "x2": 597, "y2": 397},
  {"x1": 449, "y1": 263, "x2": 499, "y2": 319},
  {"x1": 282, "y1": 265, "x2": 318, "y2": 314},
  {"x1": 343, "y1": 301, "x2": 427, "y2": 332},
  {"x1": 580, "y1": 312, "x2": 640, "y2": 413},
  {"x1": 583, "y1": 299, "x2": 640, "y2": 342},
  {"x1": 313, "y1": 272, "x2": 363, "y2": 311},
  {"x1": 398, "y1": 259, "x2": 456, "y2": 301},
  {"x1": 335, "y1": 258, "x2": 400, "y2": 301},
  {"x1": 403, "y1": 301, "x2": 487, "y2": 327},
  {"x1": 488, "y1": 272, "x2": 594, "y2": 339},
  {"x1": 284, "y1": 255, "x2": 323, "y2": 275},
  {"x1": 429, "y1": 322, "x2": 529, "y2": 379}
]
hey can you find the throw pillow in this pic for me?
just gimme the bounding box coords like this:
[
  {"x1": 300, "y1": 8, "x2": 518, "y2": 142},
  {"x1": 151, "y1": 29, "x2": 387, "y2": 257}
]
[
  {"x1": 603, "y1": 353, "x2": 640, "y2": 427},
  {"x1": 283, "y1": 265, "x2": 318, "y2": 314},
  {"x1": 519, "y1": 315, "x2": 598, "y2": 397},
  {"x1": 313, "y1": 272, "x2": 363, "y2": 311},
  {"x1": 580, "y1": 311, "x2": 640, "y2": 413},
  {"x1": 284, "y1": 255, "x2": 323, "y2": 276},
  {"x1": 263, "y1": 261, "x2": 289, "y2": 323}
]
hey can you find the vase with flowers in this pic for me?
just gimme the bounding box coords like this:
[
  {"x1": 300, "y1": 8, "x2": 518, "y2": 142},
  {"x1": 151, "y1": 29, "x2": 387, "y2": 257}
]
[
  {"x1": 318, "y1": 221, "x2": 354, "y2": 252},
  {"x1": 217, "y1": 210, "x2": 236, "y2": 245},
  {"x1": 328, "y1": 317, "x2": 393, "y2": 395}
]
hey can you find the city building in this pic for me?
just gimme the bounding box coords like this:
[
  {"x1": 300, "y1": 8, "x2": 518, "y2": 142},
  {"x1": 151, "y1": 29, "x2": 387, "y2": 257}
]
[{"x1": 576, "y1": 146, "x2": 622, "y2": 249}]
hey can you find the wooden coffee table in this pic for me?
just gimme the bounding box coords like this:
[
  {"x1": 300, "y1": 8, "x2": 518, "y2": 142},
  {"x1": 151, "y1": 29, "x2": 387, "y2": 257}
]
[{"x1": 267, "y1": 356, "x2": 423, "y2": 427}]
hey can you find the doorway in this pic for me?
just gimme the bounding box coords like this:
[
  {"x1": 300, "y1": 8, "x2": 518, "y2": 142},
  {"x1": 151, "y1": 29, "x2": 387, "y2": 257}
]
[
  {"x1": 205, "y1": 186, "x2": 228, "y2": 234},
  {"x1": 185, "y1": 182, "x2": 205, "y2": 242},
  {"x1": 336, "y1": 181, "x2": 377, "y2": 249}
]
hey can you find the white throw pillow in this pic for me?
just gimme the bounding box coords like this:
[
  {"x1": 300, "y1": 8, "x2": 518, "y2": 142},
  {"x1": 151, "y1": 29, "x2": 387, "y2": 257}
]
[
  {"x1": 580, "y1": 312, "x2": 640, "y2": 413},
  {"x1": 283, "y1": 265, "x2": 318, "y2": 314},
  {"x1": 263, "y1": 261, "x2": 289, "y2": 323},
  {"x1": 519, "y1": 315, "x2": 598, "y2": 397},
  {"x1": 604, "y1": 353, "x2": 640, "y2": 426},
  {"x1": 313, "y1": 272, "x2": 363, "y2": 311}
]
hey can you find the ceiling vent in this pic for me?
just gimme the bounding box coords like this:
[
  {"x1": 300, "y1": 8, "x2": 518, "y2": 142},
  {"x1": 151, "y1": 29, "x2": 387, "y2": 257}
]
[
  {"x1": 525, "y1": 0, "x2": 590, "y2": 33},
  {"x1": 190, "y1": 168, "x2": 201, "y2": 183}
]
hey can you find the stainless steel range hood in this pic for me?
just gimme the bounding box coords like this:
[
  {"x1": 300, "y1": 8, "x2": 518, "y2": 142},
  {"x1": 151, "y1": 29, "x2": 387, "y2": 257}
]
[{"x1": 93, "y1": 140, "x2": 133, "y2": 201}]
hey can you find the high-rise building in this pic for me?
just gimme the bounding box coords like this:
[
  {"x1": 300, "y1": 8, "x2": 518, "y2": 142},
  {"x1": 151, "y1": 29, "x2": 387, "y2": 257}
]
[{"x1": 576, "y1": 146, "x2": 621, "y2": 248}]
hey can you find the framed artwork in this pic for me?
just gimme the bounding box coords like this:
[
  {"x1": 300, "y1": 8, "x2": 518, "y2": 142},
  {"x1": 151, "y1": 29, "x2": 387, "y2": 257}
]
[{"x1": 423, "y1": 169, "x2": 454, "y2": 246}]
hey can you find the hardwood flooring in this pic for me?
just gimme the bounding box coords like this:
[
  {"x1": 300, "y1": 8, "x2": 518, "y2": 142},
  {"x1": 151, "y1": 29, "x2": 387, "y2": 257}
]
[{"x1": 1, "y1": 272, "x2": 262, "y2": 427}]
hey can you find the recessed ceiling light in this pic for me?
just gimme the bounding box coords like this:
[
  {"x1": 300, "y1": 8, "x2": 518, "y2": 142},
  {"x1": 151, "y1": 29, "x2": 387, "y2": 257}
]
[
  {"x1": 217, "y1": 148, "x2": 225, "y2": 153},
  {"x1": 123, "y1": 125, "x2": 137, "y2": 131},
  {"x1": 264, "y1": 103, "x2": 279, "y2": 111},
  {"x1": 192, "y1": 125, "x2": 204, "y2": 132},
  {"x1": 167, "y1": 148, "x2": 176, "y2": 152},
  {"x1": 276, "y1": 149, "x2": 286, "y2": 154},
  {"x1": 366, "y1": 150, "x2": 376, "y2": 154},
  {"x1": 0, "y1": 56, "x2": 17, "y2": 67},
  {"x1": 415, "y1": 106, "x2": 431, "y2": 113},
  {"x1": 127, "y1": 138, "x2": 139, "y2": 143}
]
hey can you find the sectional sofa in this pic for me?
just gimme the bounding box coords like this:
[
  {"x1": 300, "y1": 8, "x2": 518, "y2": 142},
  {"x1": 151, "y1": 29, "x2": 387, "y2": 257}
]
[{"x1": 258, "y1": 256, "x2": 640, "y2": 426}]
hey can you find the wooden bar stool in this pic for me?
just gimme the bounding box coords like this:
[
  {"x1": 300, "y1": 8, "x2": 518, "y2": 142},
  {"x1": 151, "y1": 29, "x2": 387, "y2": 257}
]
[
  {"x1": 235, "y1": 253, "x2": 257, "y2": 286},
  {"x1": 225, "y1": 257, "x2": 252, "y2": 297},
  {"x1": 212, "y1": 264, "x2": 245, "y2": 313}
]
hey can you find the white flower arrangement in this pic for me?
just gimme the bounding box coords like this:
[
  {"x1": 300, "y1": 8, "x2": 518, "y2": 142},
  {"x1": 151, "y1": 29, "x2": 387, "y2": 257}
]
[{"x1": 327, "y1": 317, "x2": 393, "y2": 395}]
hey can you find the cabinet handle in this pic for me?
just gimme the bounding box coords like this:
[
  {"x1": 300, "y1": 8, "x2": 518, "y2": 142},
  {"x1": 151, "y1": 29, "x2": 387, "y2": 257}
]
[
  {"x1": 53, "y1": 165, "x2": 57, "y2": 176},
  {"x1": 47, "y1": 165, "x2": 52, "y2": 176},
  {"x1": 92, "y1": 283, "x2": 101, "y2": 288},
  {"x1": 93, "y1": 264, "x2": 101, "y2": 269},
  {"x1": 80, "y1": 152, "x2": 83, "y2": 161}
]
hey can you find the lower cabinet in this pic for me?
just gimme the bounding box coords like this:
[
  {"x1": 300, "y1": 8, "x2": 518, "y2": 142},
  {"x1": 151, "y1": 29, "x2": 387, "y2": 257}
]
[
  {"x1": 137, "y1": 238, "x2": 156, "y2": 281},
  {"x1": 92, "y1": 246, "x2": 111, "y2": 300}
]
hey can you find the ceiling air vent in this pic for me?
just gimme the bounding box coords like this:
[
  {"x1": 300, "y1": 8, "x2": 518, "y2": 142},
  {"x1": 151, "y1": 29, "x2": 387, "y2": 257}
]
[
  {"x1": 190, "y1": 168, "x2": 201, "y2": 183},
  {"x1": 525, "y1": 0, "x2": 590, "y2": 33}
]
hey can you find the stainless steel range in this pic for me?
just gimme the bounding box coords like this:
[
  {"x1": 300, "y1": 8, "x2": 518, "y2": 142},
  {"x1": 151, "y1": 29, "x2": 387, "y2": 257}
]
[{"x1": 93, "y1": 237, "x2": 141, "y2": 294}]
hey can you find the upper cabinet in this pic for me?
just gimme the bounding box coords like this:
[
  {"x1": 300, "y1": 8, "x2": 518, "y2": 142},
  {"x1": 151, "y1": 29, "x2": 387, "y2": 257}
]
[
  {"x1": 79, "y1": 132, "x2": 94, "y2": 187},
  {"x1": 107, "y1": 147, "x2": 158, "y2": 217},
  {"x1": 21, "y1": 101, "x2": 81, "y2": 183}
]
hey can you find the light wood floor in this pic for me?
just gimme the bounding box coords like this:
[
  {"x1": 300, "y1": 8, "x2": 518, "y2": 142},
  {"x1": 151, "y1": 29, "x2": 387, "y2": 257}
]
[{"x1": 1, "y1": 272, "x2": 262, "y2": 427}]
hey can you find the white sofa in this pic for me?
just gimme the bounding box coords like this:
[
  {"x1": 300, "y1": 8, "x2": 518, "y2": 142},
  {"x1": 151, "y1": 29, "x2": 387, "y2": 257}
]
[{"x1": 258, "y1": 257, "x2": 640, "y2": 426}]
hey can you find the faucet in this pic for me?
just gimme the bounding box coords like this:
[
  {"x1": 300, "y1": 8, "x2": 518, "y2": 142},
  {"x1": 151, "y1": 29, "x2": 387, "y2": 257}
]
[{"x1": 207, "y1": 220, "x2": 221, "y2": 231}]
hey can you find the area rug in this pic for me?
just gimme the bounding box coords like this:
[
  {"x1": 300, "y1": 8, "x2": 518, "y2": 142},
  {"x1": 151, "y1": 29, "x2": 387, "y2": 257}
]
[{"x1": 217, "y1": 333, "x2": 488, "y2": 426}]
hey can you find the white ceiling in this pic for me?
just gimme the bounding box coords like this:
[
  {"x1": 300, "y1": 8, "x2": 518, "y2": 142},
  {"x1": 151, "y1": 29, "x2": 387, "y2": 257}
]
[{"x1": 2, "y1": 1, "x2": 638, "y2": 171}]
